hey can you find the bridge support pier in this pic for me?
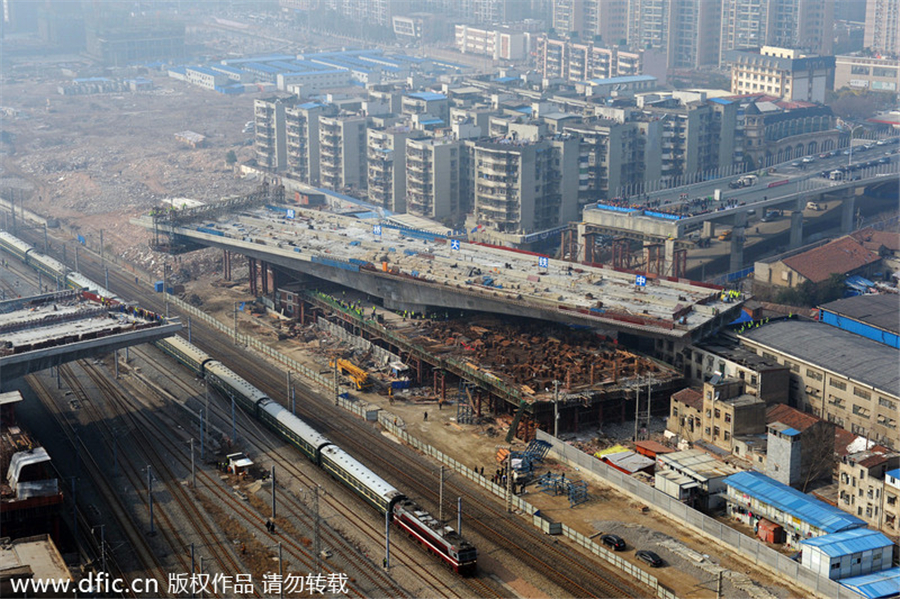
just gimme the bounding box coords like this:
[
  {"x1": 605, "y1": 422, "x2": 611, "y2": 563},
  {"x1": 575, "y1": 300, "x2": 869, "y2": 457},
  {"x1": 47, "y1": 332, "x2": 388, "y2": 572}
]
[
  {"x1": 702, "y1": 221, "x2": 716, "y2": 239},
  {"x1": 664, "y1": 239, "x2": 676, "y2": 277},
  {"x1": 841, "y1": 190, "x2": 857, "y2": 234},
  {"x1": 729, "y1": 227, "x2": 745, "y2": 273},
  {"x1": 789, "y1": 211, "x2": 804, "y2": 249},
  {"x1": 223, "y1": 249, "x2": 232, "y2": 281}
]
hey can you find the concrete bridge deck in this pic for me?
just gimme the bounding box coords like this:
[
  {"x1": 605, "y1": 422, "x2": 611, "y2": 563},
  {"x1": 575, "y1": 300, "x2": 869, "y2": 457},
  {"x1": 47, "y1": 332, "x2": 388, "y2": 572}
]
[{"x1": 133, "y1": 208, "x2": 744, "y2": 342}]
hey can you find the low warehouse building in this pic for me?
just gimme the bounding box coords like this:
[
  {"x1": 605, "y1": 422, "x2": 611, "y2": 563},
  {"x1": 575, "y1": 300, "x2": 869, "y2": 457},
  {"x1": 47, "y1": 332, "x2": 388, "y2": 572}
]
[{"x1": 800, "y1": 528, "x2": 894, "y2": 580}]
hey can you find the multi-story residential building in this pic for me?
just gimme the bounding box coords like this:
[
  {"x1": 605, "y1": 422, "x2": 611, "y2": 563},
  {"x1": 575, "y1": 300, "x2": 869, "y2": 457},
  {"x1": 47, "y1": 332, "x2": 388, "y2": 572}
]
[
  {"x1": 627, "y1": 0, "x2": 671, "y2": 57},
  {"x1": 405, "y1": 137, "x2": 462, "y2": 221},
  {"x1": 455, "y1": 25, "x2": 531, "y2": 61},
  {"x1": 834, "y1": 55, "x2": 900, "y2": 95},
  {"x1": 884, "y1": 468, "x2": 900, "y2": 535},
  {"x1": 738, "y1": 320, "x2": 899, "y2": 448},
  {"x1": 725, "y1": 46, "x2": 835, "y2": 103},
  {"x1": 699, "y1": 377, "x2": 766, "y2": 453},
  {"x1": 681, "y1": 333, "x2": 790, "y2": 403},
  {"x1": 637, "y1": 94, "x2": 721, "y2": 185},
  {"x1": 552, "y1": 0, "x2": 589, "y2": 39},
  {"x1": 719, "y1": 0, "x2": 769, "y2": 65},
  {"x1": 668, "y1": 387, "x2": 703, "y2": 443},
  {"x1": 401, "y1": 92, "x2": 449, "y2": 126},
  {"x1": 318, "y1": 114, "x2": 368, "y2": 193},
  {"x1": 535, "y1": 36, "x2": 644, "y2": 83},
  {"x1": 367, "y1": 125, "x2": 423, "y2": 213},
  {"x1": 666, "y1": 0, "x2": 721, "y2": 69},
  {"x1": 838, "y1": 450, "x2": 900, "y2": 530},
  {"x1": 768, "y1": 0, "x2": 834, "y2": 56},
  {"x1": 563, "y1": 118, "x2": 657, "y2": 205},
  {"x1": 285, "y1": 101, "x2": 332, "y2": 186},
  {"x1": 864, "y1": 0, "x2": 898, "y2": 56},
  {"x1": 469, "y1": 136, "x2": 580, "y2": 235},
  {"x1": 254, "y1": 96, "x2": 299, "y2": 172}
]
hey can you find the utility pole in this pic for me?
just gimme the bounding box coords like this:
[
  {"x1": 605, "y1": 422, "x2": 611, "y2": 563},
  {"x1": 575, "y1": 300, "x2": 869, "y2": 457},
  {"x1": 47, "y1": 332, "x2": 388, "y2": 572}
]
[
  {"x1": 457, "y1": 497, "x2": 462, "y2": 535},
  {"x1": 233, "y1": 301, "x2": 238, "y2": 344},
  {"x1": 286, "y1": 371, "x2": 292, "y2": 405},
  {"x1": 314, "y1": 486, "x2": 321, "y2": 573},
  {"x1": 190, "y1": 438, "x2": 196, "y2": 487},
  {"x1": 506, "y1": 452, "x2": 513, "y2": 513},
  {"x1": 553, "y1": 380, "x2": 560, "y2": 438},
  {"x1": 384, "y1": 508, "x2": 391, "y2": 571},
  {"x1": 333, "y1": 359, "x2": 339, "y2": 405},
  {"x1": 439, "y1": 465, "x2": 444, "y2": 523},
  {"x1": 163, "y1": 262, "x2": 169, "y2": 319},
  {"x1": 188, "y1": 316, "x2": 192, "y2": 343},
  {"x1": 114, "y1": 349, "x2": 119, "y2": 379},
  {"x1": 633, "y1": 376, "x2": 640, "y2": 442},
  {"x1": 271, "y1": 466, "x2": 276, "y2": 521},
  {"x1": 99, "y1": 229, "x2": 104, "y2": 263}
]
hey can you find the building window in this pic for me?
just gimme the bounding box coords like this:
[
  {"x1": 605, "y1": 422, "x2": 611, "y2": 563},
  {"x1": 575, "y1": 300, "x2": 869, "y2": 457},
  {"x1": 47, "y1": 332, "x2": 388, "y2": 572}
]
[
  {"x1": 879, "y1": 397, "x2": 897, "y2": 410},
  {"x1": 725, "y1": 413, "x2": 732, "y2": 423},
  {"x1": 715, "y1": 409, "x2": 721, "y2": 419},
  {"x1": 751, "y1": 375, "x2": 758, "y2": 386},
  {"x1": 829, "y1": 379, "x2": 847, "y2": 391},
  {"x1": 854, "y1": 387, "x2": 872, "y2": 400}
]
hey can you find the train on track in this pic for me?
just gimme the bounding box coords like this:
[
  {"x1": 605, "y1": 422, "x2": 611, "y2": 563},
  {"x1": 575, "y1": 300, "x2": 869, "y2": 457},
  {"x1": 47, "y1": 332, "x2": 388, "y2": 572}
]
[
  {"x1": 156, "y1": 334, "x2": 478, "y2": 575},
  {"x1": 0, "y1": 231, "x2": 120, "y2": 302}
]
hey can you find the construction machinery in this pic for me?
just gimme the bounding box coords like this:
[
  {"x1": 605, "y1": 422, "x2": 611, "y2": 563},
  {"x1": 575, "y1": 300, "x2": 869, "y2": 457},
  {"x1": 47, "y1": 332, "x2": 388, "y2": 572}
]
[{"x1": 329, "y1": 358, "x2": 372, "y2": 390}]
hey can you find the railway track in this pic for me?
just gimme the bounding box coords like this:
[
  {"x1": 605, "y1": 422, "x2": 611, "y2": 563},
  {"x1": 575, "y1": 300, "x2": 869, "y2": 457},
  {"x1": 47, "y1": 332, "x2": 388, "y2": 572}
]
[
  {"x1": 25, "y1": 373, "x2": 171, "y2": 596},
  {"x1": 23, "y1": 227, "x2": 645, "y2": 598},
  {"x1": 74, "y1": 361, "x2": 263, "y2": 598},
  {"x1": 127, "y1": 345, "x2": 476, "y2": 599},
  {"x1": 82, "y1": 354, "x2": 407, "y2": 599}
]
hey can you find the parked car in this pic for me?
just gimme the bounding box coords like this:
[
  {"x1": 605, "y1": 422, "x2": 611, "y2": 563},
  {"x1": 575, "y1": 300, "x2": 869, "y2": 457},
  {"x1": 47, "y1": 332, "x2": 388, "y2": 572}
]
[
  {"x1": 601, "y1": 534, "x2": 626, "y2": 551},
  {"x1": 636, "y1": 549, "x2": 664, "y2": 567},
  {"x1": 801, "y1": 156, "x2": 815, "y2": 163}
]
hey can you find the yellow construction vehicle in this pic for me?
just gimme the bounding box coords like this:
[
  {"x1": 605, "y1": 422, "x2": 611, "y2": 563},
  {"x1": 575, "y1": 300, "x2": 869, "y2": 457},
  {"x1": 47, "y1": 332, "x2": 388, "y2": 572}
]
[{"x1": 329, "y1": 358, "x2": 371, "y2": 390}]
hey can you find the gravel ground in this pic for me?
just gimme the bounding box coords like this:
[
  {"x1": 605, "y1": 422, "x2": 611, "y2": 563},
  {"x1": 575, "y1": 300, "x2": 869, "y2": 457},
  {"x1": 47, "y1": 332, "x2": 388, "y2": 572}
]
[{"x1": 591, "y1": 519, "x2": 791, "y2": 599}]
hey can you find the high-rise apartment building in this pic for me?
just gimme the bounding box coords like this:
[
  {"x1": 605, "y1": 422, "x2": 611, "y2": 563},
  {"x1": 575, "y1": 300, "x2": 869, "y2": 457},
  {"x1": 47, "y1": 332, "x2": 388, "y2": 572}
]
[
  {"x1": 768, "y1": 0, "x2": 834, "y2": 56},
  {"x1": 318, "y1": 115, "x2": 368, "y2": 192},
  {"x1": 254, "y1": 97, "x2": 297, "y2": 172},
  {"x1": 865, "y1": 0, "x2": 899, "y2": 56},
  {"x1": 367, "y1": 126, "x2": 423, "y2": 213},
  {"x1": 470, "y1": 137, "x2": 579, "y2": 234},
  {"x1": 535, "y1": 36, "x2": 644, "y2": 82},
  {"x1": 285, "y1": 102, "x2": 332, "y2": 186},
  {"x1": 720, "y1": 0, "x2": 770, "y2": 64},
  {"x1": 667, "y1": 0, "x2": 721, "y2": 69},
  {"x1": 405, "y1": 137, "x2": 463, "y2": 221}
]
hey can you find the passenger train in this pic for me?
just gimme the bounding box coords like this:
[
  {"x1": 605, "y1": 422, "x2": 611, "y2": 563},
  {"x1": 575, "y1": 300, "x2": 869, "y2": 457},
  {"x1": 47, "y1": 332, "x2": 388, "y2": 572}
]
[
  {"x1": 155, "y1": 334, "x2": 478, "y2": 574},
  {"x1": 0, "y1": 231, "x2": 120, "y2": 302}
]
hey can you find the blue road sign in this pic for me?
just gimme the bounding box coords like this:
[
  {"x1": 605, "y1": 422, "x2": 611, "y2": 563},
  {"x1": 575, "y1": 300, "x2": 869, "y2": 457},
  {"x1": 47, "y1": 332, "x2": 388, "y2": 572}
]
[
  {"x1": 373, "y1": 225, "x2": 382, "y2": 236},
  {"x1": 286, "y1": 209, "x2": 295, "y2": 219},
  {"x1": 451, "y1": 239, "x2": 461, "y2": 250},
  {"x1": 635, "y1": 275, "x2": 647, "y2": 287},
  {"x1": 538, "y1": 256, "x2": 549, "y2": 268}
]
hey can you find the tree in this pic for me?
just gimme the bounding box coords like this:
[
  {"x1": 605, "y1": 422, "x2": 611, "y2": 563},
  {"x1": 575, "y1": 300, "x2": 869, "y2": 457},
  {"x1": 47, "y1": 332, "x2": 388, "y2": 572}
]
[
  {"x1": 800, "y1": 421, "x2": 836, "y2": 492},
  {"x1": 225, "y1": 150, "x2": 237, "y2": 166}
]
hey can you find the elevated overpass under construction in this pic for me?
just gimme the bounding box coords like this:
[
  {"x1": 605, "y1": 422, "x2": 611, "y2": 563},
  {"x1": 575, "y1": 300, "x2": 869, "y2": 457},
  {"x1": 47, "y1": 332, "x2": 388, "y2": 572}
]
[{"x1": 135, "y1": 193, "x2": 743, "y2": 346}]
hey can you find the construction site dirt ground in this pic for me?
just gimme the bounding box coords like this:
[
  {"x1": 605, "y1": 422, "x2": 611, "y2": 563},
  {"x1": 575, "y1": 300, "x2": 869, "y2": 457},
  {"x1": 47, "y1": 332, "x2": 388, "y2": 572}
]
[{"x1": 179, "y1": 271, "x2": 802, "y2": 599}]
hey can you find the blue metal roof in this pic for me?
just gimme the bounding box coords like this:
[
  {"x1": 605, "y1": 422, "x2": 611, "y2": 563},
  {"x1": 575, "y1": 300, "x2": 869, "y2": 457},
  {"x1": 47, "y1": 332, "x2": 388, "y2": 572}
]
[
  {"x1": 408, "y1": 91, "x2": 446, "y2": 101},
  {"x1": 724, "y1": 471, "x2": 867, "y2": 533},
  {"x1": 297, "y1": 102, "x2": 324, "y2": 110},
  {"x1": 839, "y1": 567, "x2": 900, "y2": 599},
  {"x1": 709, "y1": 97, "x2": 734, "y2": 105},
  {"x1": 887, "y1": 468, "x2": 900, "y2": 480},
  {"x1": 418, "y1": 118, "x2": 443, "y2": 125},
  {"x1": 801, "y1": 528, "x2": 894, "y2": 558},
  {"x1": 188, "y1": 66, "x2": 223, "y2": 76},
  {"x1": 781, "y1": 427, "x2": 801, "y2": 436},
  {"x1": 212, "y1": 65, "x2": 244, "y2": 75}
]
